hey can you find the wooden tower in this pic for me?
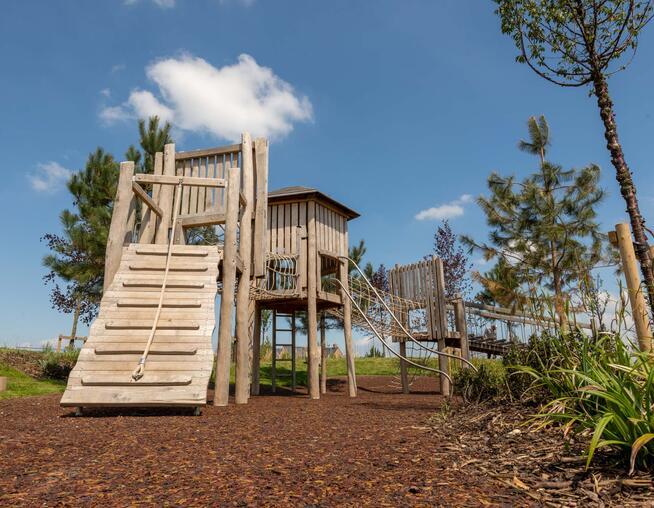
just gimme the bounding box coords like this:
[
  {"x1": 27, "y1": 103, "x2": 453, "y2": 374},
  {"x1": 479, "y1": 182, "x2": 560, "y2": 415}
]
[{"x1": 251, "y1": 186, "x2": 360, "y2": 399}]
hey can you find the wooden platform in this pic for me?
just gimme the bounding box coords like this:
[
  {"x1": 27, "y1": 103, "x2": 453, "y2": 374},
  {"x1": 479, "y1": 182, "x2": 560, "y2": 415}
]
[{"x1": 60, "y1": 244, "x2": 221, "y2": 408}]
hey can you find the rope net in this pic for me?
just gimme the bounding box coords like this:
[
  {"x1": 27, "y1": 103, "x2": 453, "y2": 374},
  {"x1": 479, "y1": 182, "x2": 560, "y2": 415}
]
[{"x1": 250, "y1": 252, "x2": 301, "y2": 300}]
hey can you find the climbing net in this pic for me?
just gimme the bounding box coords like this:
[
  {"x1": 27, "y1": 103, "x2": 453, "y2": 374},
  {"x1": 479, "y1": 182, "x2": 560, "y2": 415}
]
[{"x1": 251, "y1": 252, "x2": 300, "y2": 300}]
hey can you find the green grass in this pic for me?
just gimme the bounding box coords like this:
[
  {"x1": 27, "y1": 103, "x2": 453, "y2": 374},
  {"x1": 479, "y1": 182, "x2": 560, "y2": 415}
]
[
  {"x1": 0, "y1": 363, "x2": 66, "y2": 400},
  {"x1": 216, "y1": 356, "x2": 407, "y2": 388}
]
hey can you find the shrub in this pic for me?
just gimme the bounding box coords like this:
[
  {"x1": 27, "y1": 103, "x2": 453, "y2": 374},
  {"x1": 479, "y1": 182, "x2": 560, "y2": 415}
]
[
  {"x1": 454, "y1": 359, "x2": 508, "y2": 403},
  {"x1": 514, "y1": 333, "x2": 654, "y2": 472},
  {"x1": 38, "y1": 348, "x2": 79, "y2": 380}
]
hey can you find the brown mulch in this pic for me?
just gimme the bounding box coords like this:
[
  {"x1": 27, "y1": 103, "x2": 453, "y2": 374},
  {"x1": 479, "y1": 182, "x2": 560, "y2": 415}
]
[{"x1": 0, "y1": 376, "x2": 652, "y2": 507}]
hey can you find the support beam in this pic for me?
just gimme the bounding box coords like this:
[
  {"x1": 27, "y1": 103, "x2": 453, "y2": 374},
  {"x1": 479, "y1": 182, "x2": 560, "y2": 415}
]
[
  {"x1": 614, "y1": 223, "x2": 653, "y2": 352},
  {"x1": 433, "y1": 258, "x2": 451, "y2": 396},
  {"x1": 307, "y1": 201, "x2": 320, "y2": 399},
  {"x1": 214, "y1": 165, "x2": 241, "y2": 406},
  {"x1": 104, "y1": 161, "x2": 135, "y2": 292},
  {"x1": 235, "y1": 133, "x2": 254, "y2": 404},
  {"x1": 132, "y1": 182, "x2": 163, "y2": 218},
  {"x1": 320, "y1": 312, "x2": 327, "y2": 395},
  {"x1": 251, "y1": 303, "x2": 262, "y2": 396},
  {"x1": 453, "y1": 295, "x2": 470, "y2": 368},
  {"x1": 155, "y1": 144, "x2": 175, "y2": 245},
  {"x1": 339, "y1": 255, "x2": 357, "y2": 398},
  {"x1": 253, "y1": 138, "x2": 269, "y2": 278},
  {"x1": 134, "y1": 173, "x2": 227, "y2": 188}
]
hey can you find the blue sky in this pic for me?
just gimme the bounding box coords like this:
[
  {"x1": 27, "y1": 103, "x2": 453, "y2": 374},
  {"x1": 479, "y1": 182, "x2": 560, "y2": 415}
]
[{"x1": 1, "y1": 1, "x2": 653, "y2": 347}]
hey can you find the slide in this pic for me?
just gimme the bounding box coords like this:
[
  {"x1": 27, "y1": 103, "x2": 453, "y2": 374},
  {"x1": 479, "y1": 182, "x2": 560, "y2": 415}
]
[{"x1": 60, "y1": 244, "x2": 220, "y2": 409}]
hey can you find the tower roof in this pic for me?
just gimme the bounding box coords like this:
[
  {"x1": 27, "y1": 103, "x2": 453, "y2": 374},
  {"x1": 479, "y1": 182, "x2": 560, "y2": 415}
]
[{"x1": 268, "y1": 186, "x2": 359, "y2": 220}]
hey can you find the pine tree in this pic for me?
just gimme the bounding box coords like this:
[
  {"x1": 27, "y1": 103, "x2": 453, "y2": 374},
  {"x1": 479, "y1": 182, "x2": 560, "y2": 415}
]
[
  {"x1": 464, "y1": 116, "x2": 606, "y2": 326},
  {"x1": 43, "y1": 149, "x2": 119, "y2": 336}
]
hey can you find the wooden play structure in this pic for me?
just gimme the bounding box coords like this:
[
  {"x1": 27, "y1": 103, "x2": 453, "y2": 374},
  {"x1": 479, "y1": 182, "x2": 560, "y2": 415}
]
[
  {"x1": 61, "y1": 133, "x2": 532, "y2": 412},
  {"x1": 60, "y1": 135, "x2": 364, "y2": 411}
]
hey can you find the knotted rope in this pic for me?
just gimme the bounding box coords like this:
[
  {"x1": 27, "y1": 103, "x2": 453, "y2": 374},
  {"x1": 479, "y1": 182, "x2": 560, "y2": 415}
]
[{"x1": 132, "y1": 180, "x2": 183, "y2": 381}]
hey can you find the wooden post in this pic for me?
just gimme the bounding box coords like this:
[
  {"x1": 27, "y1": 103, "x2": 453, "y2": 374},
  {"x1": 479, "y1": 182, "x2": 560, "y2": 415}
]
[
  {"x1": 434, "y1": 258, "x2": 451, "y2": 396},
  {"x1": 214, "y1": 165, "x2": 241, "y2": 406},
  {"x1": 391, "y1": 264, "x2": 410, "y2": 394},
  {"x1": 253, "y1": 138, "x2": 269, "y2": 278},
  {"x1": 139, "y1": 151, "x2": 163, "y2": 244},
  {"x1": 320, "y1": 311, "x2": 327, "y2": 394},
  {"x1": 453, "y1": 295, "x2": 470, "y2": 368},
  {"x1": 235, "y1": 133, "x2": 254, "y2": 404},
  {"x1": 251, "y1": 303, "x2": 262, "y2": 396},
  {"x1": 155, "y1": 144, "x2": 175, "y2": 245},
  {"x1": 307, "y1": 201, "x2": 320, "y2": 399},
  {"x1": 339, "y1": 257, "x2": 358, "y2": 397},
  {"x1": 271, "y1": 310, "x2": 277, "y2": 393},
  {"x1": 104, "y1": 161, "x2": 135, "y2": 292},
  {"x1": 613, "y1": 223, "x2": 653, "y2": 352}
]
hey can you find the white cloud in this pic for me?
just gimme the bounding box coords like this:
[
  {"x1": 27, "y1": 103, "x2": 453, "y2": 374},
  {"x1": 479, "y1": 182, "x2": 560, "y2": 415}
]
[
  {"x1": 100, "y1": 88, "x2": 111, "y2": 98},
  {"x1": 415, "y1": 194, "x2": 473, "y2": 221},
  {"x1": 124, "y1": 0, "x2": 176, "y2": 8},
  {"x1": 28, "y1": 162, "x2": 72, "y2": 193},
  {"x1": 111, "y1": 63, "x2": 126, "y2": 74},
  {"x1": 100, "y1": 53, "x2": 313, "y2": 141}
]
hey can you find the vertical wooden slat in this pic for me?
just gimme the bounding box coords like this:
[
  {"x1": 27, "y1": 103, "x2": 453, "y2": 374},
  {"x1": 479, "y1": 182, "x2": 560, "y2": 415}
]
[
  {"x1": 291, "y1": 202, "x2": 298, "y2": 254},
  {"x1": 284, "y1": 203, "x2": 292, "y2": 254},
  {"x1": 139, "y1": 151, "x2": 163, "y2": 244},
  {"x1": 271, "y1": 205, "x2": 278, "y2": 253},
  {"x1": 181, "y1": 160, "x2": 191, "y2": 214},
  {"x1": 155, "y1": 144, "x2": 175, "y2": 245},
  {"x1": 307, "y1": 200, "x2": 320, "y2": 399}
]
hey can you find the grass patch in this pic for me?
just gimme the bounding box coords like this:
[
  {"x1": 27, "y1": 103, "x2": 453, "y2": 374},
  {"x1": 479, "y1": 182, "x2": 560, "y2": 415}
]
[{"x1": 0, "y1": 363, "x2": 65, "y2": 400}]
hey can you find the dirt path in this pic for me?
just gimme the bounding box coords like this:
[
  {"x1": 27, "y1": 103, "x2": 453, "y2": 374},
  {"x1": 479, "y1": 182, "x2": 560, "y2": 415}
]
[{"x1": 0, "y1": 376, "x2": 527, "y2": 507}]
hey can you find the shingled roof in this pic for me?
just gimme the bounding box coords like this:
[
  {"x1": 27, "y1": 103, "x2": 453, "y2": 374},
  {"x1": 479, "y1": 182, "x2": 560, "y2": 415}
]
[{"x1": 268, "y1": 186, "x2": 359, "y2": 220}]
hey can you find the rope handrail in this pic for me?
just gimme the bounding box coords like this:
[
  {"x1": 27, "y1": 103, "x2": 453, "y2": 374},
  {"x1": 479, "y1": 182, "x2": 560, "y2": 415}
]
[
  {"x1": 132, "y1": 180, "x2": 184, "y2": 381},
  {"x1": 337, "y1": 256, "x2": 477, "y2": 372},
  {"x1": 331, "y1": 277, "x2": 454, "y2": 392}
]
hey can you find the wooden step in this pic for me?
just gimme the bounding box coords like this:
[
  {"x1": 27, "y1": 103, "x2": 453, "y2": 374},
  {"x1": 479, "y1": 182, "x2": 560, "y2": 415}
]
[
  {"x1": 105, "y1": 320, "x2": 200, "y2": 330},
  {"x1": 128, "y1": 264, "x2": 209, "y2": 272},
  {"x1": 116, "y1": 299, "x2": 202, "y2": 309},
  {"x1": 94, "y1": 345, "x2": 198, "y2": 355},
  {"x1": 135, "y1": 249, "x2": 209, "y2": 257},
  {"x1": 123, "y1": 282, "x2": 205, "y2": 289},
  {"x1": 81, "y1": 374, "x2": 192, "y2": 386}
]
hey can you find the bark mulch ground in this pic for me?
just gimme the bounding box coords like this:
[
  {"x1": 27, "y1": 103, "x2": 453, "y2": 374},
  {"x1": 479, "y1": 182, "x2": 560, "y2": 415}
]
[{"x1": 1, "y1": 376, "x2": 652, "y2": 507}]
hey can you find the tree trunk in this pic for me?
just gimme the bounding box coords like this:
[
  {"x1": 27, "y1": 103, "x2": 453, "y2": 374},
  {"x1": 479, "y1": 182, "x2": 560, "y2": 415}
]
[
  {"x1": 591, "y1": 70, "x2": 654, "y2": 324},
  {"x1": 69, "y1": 299, "x2": 81, "y2": 349}
]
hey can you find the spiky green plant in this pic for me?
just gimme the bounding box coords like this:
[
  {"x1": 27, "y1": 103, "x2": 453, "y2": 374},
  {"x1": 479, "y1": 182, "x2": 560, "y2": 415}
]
[{"x1": 514, "y1": 333, "x2": 654, "y2": 472}]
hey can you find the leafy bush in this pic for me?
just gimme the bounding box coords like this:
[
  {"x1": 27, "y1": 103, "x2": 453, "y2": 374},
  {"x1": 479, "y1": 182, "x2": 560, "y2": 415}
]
[
  {"x1": 38, "y1": 348, "x2": 79, "y2": 380},
  {"x1": 514, "y1": 333, "x2": 654, "y2": 472},
  {"x1": 454, "y1": 359, "x2": 508, "y2": 403}
]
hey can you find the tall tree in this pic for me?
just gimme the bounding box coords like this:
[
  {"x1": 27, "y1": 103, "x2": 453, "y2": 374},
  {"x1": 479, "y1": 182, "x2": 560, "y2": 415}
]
[
  {"x1": 494, "y1": 0, "x2": 654, "y2": 318},
  {"x1": 43, "y1": 149, "x2": 119, "y2": 337},
  {"x1": 429, "y1": 220, "x2": 472, "y2": 299},
  {"x1": 464, "y1": 116, "x2": 605, "y2": 326},
  {"x1": 125, "y1": 116, "x2": 173, "y2": 174}
]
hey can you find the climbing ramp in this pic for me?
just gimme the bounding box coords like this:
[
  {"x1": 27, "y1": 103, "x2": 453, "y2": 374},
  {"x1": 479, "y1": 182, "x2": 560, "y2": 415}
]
[{"x1": 60, "y1": 244, "x2": 220, "y2": 408}]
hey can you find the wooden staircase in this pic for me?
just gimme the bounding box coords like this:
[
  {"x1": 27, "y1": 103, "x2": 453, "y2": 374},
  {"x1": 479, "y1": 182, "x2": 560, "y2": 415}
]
[{"x1": 60, "y1": 244, "x2": 221, "y2": 408}]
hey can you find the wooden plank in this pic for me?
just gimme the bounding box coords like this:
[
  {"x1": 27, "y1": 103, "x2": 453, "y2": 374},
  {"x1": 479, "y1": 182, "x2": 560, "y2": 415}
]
[
  {"x1": 175, "y1": 143, "x2": 242, "y2": 160},
  {"x1": 82, "y1": 374, "x2": 192, "y2": 386},
  {"x1": 134, "y1": 174, "x2": 227, "y2": 188},
  {"x1": 155, "y1": 144, "x2": 175, "y2": 245},
  {"x1": 139, "y1": 152, "x2": 163, "y2": 244},
  {"x1": 190, "y1": 158, "x2": 199, "y2": 214},
  {"x1": 271, "y1": 204, "x2": 278, "y2": 253},
  {"x1": 104, "y1": 320, "x2": 200, "y2": 330},
  {"x1": 339, "y1": 229, "x2": 357, "y2": 398},
  {"x1": 104, "y1": 161, "x2": 136, "y2": 291},
  {"x1": 178, "y1": 211, "x2": 226, "y2": 228},
  {"x1": 132, "y1": 181, "x2": 163, "y2": 218},
  {"x1": 290, "y1": 202, "x2": 299, "y2": 254},
  {"x1": 94, "y1": 345, "x2": 198, "y2": 355},
  {"x1": 117, "y1": 299, "x2": 201, "y2": 308}
]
